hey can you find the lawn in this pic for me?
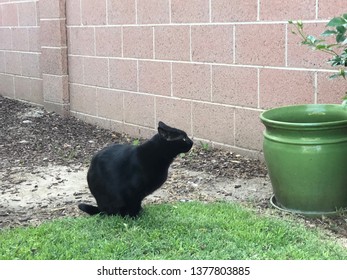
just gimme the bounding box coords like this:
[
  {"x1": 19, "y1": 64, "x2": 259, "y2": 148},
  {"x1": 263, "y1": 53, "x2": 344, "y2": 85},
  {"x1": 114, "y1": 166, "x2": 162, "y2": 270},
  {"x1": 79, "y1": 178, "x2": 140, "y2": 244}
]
[{"x1": 0, "y1": 201, "x2": 346, "y2": 260}]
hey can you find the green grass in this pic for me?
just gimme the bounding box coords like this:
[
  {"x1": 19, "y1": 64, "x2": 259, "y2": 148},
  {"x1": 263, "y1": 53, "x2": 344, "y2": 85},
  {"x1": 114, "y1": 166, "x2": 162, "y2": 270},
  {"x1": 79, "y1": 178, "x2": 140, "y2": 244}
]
[{"x1": 0, "y1": 201, "x2": 346, "y2": 260}]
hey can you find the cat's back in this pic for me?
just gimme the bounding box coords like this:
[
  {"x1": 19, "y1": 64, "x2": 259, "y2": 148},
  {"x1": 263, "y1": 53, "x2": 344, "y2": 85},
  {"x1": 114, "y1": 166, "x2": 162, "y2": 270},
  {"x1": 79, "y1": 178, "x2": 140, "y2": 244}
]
[
  {"x1": 91, "y1": 143, "x2": 135, "y2": 166},
  {"x1": 87, "y1": 143, "x2": 140, "y2": 187}
]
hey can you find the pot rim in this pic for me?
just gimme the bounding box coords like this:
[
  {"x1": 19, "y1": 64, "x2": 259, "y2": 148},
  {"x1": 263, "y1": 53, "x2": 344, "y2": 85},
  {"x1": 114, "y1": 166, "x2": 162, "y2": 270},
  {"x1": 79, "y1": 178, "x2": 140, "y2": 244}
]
[{"x1": 260, "y1": 103, "x2": 347, "y2": 128}]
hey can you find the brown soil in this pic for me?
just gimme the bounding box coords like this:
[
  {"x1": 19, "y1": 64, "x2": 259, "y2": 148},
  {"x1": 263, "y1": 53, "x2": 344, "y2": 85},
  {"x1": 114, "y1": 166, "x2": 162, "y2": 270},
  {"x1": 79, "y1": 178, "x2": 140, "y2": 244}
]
[{"x1": 1, "y1": 95, "x2": 346, "y2": 246}]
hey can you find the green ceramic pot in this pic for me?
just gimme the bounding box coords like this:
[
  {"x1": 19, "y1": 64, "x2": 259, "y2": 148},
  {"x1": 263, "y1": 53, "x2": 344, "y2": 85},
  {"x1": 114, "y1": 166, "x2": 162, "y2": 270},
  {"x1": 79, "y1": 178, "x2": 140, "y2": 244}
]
[{"x1": 260, "y1": 103, "x2": 347, "y2": 216}]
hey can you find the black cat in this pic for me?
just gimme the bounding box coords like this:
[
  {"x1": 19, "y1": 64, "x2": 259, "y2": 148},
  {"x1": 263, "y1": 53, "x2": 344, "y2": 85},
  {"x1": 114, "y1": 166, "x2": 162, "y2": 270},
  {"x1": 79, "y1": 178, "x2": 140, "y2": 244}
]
[{"x1": 78, "y1": 121, "x2": 193, "y2": 217}]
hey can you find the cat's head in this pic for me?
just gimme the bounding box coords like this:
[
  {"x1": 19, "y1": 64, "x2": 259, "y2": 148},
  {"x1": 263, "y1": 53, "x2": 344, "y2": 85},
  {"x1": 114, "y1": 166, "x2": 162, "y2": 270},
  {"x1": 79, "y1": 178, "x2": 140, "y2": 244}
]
[{"x1": 157, "y1": 121, "x2": 193, "y2": 153}]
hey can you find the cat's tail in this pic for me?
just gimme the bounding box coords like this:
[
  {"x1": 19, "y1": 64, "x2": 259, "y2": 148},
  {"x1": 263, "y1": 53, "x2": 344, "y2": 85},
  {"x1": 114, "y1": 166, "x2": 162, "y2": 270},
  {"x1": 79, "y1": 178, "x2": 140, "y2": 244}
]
[{"x1": 78, "y1": 203, "x2": 101, "y2": 215}]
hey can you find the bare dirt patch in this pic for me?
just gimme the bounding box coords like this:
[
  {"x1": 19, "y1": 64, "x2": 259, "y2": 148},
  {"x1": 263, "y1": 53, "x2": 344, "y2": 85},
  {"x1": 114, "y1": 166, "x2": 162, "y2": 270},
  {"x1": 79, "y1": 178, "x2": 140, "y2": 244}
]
[
  {"x1": 0, "y1": 163, "x2": 271, "y2": 227},
  {"x1": 1, "y1": 95, "x2": 347, "y2": 247}
]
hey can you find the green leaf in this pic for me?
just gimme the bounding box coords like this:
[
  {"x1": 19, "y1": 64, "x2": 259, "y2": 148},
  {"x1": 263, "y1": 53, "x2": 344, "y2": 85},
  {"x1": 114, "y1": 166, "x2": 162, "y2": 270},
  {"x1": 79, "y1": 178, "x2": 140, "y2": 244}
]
[
  {"x1": 327, "y1": 17, "x2": 347, "y2": 27},
  {"x1": 306, "y1": 35, "x2": 317, "y2": 44},
  {"x1": 336, "y1": 25, "x2": 347, "y2": 35},
  {"x1": 307, "y1": 35, "x2": 325, "y2": 45},
  {"x1": 329, "y1": 73, "x2": 341, "y2": 79},
  {"x1": 343, "y1": 14, "x2": 347, "y2": 20},
  {"x1": 326, "y1": 43, "x2": 339, "y2": 48},
  {"x1": 336, "y1": 33, "x2": 346, "y2": 43},
  {"x1": 132, "y1": 139, "x2": 140, "y2": 146},
  {"x1": 315, "y1": 44, "x2": 328, "y2": 50},
  {"x1": 321, "y1": 30, "x2": 337, "y2": 36},
  {"x1": 297, "y1": 20, "x2": 303, "y2": 29},
  {"x1": 329, "y1": 70, "x2": 346, "y2": 80},
  {"x1": 329, "y1": 55, "x2": 344, "y2": 66}
]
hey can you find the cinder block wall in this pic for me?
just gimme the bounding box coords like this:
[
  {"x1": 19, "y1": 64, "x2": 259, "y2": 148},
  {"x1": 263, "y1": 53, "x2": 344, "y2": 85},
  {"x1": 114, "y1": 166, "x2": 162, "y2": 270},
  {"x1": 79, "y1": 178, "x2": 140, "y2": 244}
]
[
  {"x1": 0, "y1": 0, "x2": 42, "y2": 104},
  {"x1": 0, "y1": 0, "x2": 346, "y2": 157}
]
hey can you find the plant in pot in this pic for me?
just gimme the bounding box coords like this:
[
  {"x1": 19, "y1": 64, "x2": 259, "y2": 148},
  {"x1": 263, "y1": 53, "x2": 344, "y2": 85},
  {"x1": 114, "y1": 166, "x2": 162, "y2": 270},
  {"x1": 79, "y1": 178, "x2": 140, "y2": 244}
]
[{"x1": 260, "y1": 14, "x2": 347, "y2": 216}]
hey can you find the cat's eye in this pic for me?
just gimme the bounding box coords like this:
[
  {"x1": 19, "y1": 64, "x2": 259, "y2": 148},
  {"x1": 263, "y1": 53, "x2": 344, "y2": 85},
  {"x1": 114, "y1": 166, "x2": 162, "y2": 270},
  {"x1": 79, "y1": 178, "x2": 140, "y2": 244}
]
[{"x1": 182, "y1": 137, "x2": 187, "y2": 142}]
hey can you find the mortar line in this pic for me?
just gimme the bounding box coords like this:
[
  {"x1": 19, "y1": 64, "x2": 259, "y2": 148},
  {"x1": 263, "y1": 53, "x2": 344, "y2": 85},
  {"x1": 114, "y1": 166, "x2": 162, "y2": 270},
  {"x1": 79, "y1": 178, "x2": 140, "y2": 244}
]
[
  {"x1": 257, "y1": 68, "x2": 261, "y2": 109},
  {"x1": 65, "y1": 19, "x2": 329, "y2": 28},
  {"x1": 209, "y1": 0, "x2": 212, "y2": 23},
  {"x1": 314, "y1": 72, "x2": 318, "y2": 104},
  {"x1": 285, "y1": 23, "x2": 288, "y2": 67}
]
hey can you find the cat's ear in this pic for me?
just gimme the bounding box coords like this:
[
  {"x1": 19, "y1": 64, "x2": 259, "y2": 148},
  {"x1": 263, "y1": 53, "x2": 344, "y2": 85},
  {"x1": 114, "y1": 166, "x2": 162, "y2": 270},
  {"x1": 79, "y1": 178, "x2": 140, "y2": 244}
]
[
  {"x1": 158, "y1": 121, "x2": 169, "y2": 130},
  {"x1": 158, "y1": 122, "x2": 182, "y2": 141},
  {"x1": 158, "y1": 125, "x2": 173, "y2": 140},
  {"x1": 158, "y1": 126, "x2": 169, "y2": 139},
  {"x1": 158, "y1": 121, "x2": 169, "y2": 139}
]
